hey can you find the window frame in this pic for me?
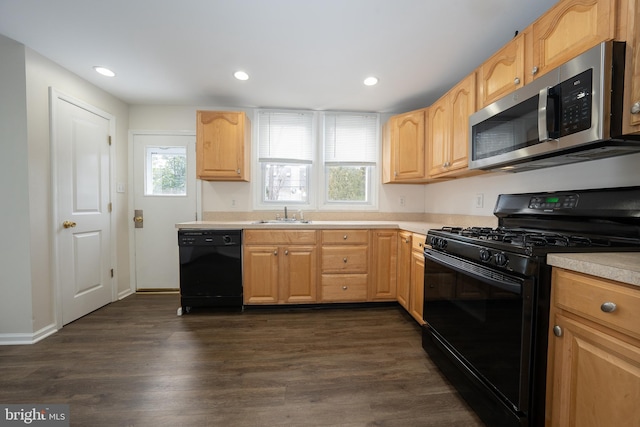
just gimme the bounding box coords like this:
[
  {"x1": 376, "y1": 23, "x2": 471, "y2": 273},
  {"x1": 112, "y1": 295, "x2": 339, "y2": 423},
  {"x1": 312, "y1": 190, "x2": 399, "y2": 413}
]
[{"x1": 252, "y1": 109, "x2": 380, "y2": 211}]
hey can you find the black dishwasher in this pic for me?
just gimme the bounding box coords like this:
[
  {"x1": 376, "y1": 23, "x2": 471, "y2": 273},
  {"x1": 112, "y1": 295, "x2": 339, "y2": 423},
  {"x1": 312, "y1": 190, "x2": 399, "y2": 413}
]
[{"x1": 178, "y1": 229, "x2": 242, "y2": 313}]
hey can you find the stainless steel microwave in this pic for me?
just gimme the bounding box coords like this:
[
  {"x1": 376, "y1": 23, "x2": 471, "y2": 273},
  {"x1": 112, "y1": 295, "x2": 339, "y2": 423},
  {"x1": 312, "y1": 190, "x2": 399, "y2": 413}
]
[{"x1": 469, "y1": 41, "x2": 640, "y2": 172}]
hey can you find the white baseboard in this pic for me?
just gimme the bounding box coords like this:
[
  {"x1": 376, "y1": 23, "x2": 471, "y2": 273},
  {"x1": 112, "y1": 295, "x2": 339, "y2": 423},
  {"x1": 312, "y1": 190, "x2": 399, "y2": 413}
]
[
  {"x1": 118, "y1": 288, "x2": 134, "y2": 300},
  {"x1": 0, "y1": 323, "x2": 58, "y2": 345}
]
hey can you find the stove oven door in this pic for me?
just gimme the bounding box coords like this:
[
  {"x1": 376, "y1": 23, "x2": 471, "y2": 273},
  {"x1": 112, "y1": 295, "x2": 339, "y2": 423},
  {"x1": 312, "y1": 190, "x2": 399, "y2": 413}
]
[{"x1": 422, "y1": 247, "x2": 535, "y2": 427}]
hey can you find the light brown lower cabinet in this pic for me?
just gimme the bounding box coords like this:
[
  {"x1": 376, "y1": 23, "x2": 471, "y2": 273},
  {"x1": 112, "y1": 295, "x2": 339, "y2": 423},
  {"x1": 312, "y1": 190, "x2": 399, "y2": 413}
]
[
  {"x1": 397, "y1": 231, "x2": 412, "y2": 310},
  {"x1": 320, "y1": 229, "x2": 369, "y2": 302},
  {"x1": 396, "y1": 232, "x2": 426, "y2": 324},
  {"x1": 369, "y1": 230, "x2": 398, "y2": 301},
  {"x1": 545, "y1": 268, "x2": 640, "y2": 427},
  {"x1": 243, "y1": 230, "x2": 317, "y2": 304},
  {"x1": 408, "y1": 234, "x2": 426, "y2": 325}
]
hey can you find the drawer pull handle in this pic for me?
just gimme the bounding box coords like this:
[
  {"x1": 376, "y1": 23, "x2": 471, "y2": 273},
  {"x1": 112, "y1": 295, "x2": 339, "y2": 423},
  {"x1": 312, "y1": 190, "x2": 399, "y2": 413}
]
[
  {"x1": 553, "y1": 325, "x2": 563, "y2": 337},
  {"x1": 600, "y1": 302, "x2": 617, "y2": 313},
  {"x1": 342, "y1": 286, "x2": 348, "y2": 290},
  {"x1": 343, "y1": 257, "x2": 348, "y2": 263}
]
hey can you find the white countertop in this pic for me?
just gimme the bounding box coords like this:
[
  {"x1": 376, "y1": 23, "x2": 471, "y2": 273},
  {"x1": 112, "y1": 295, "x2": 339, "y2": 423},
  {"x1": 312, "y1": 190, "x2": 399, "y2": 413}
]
[
  {"x1": 547, "y1": 252, "x2": 640, "y2": 287},
  {"x1": 176, "y1": 220, "x2": 444, "y2": 236}
]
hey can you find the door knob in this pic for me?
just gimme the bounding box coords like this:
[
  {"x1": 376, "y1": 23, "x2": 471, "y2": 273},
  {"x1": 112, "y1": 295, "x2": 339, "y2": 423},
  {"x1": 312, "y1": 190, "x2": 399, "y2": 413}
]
[
  {"x1": 62, "y1": 220, "x2": 76, "y2": 228},
  {"x1": 133, "y1": 209, "x2": 143, "y2": 228}
]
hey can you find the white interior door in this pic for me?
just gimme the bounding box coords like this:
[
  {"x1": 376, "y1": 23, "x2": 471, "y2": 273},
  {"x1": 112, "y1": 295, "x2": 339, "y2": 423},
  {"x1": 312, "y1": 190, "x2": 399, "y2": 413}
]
[
  {"x1": 53, "y1": 93, "x2": 113, "y2": 325},
  {"x1": 133, "y1": 133, "x2": 197, "y2": 290}
]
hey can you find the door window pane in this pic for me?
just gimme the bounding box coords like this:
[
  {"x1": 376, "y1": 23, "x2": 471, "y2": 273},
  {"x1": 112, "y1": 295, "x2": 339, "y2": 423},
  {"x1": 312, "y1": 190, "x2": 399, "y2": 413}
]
[{"x1": 145, "y1": 146, "x2": 187, "y2": 196}]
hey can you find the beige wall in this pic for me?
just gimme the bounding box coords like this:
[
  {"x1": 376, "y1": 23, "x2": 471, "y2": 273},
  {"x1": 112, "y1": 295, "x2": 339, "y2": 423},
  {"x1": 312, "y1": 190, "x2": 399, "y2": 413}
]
[{"x1": 423, "y1": 153, "x2": 640, "y2": 216}]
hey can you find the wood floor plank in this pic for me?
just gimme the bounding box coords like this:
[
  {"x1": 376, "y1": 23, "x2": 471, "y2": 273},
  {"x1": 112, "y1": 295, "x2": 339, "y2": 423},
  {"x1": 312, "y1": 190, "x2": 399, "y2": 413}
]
[{"x1": 0, "y1": 294, "x2": 485, "y2": 426}]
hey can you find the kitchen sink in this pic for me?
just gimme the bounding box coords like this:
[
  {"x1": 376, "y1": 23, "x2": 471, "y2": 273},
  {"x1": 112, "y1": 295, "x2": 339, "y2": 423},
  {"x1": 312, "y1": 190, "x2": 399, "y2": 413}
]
[{"x1": 252, "y1": 219, "x2": 312, "y2": 224}]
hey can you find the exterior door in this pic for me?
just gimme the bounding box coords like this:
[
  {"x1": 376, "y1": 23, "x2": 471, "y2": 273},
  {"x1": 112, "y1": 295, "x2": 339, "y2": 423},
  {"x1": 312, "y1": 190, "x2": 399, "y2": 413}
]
[
  {"x1": 53, "y1": 91, "x2": 113, "y2": 325},
  {"x1": 132, "y1": 132, "x2": 197, "y2": 290}
]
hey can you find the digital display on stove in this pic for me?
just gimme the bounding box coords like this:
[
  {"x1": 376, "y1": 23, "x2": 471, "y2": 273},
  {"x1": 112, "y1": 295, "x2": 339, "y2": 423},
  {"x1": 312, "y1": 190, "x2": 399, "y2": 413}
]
[{"x1": 529, "y1": 194, "x2": 578, "y2": 209}]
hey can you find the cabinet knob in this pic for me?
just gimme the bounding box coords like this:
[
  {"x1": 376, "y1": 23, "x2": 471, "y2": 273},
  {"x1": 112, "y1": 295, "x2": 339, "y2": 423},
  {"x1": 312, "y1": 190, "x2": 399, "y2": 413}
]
[
  {"x1": 600, "y1": 302, "x2": 617, "y2": 313},
  {"x1": 343, "y1": 235, "x2": 348, "y2": 240},
  {"x1": 285, "y1": 250, "x2": 289, "y2": 255},
  {"x1": 343, "y1": 257, "x2": 348, "y2": 263},
  {"x1": 394, "y1": 171, "x2": 398, "y2": 176},
  {"x1": 553, "y1": 325, "x2": 563, "y2": 337},
  {"x1": 342, "y1": 286, "x2": 348, "y2": 290},
  {"x1": 531, "y1": 66, "x2": 539, "y2": 75},
  {"x1": 631, "y1": 101, "x2": 640, "y2": 115},
  {"x1": 273, "y1": 250, "x2": 278, "y2": 256},
  {"x1": 514, "y1": 77, "x2": 520, "y2": 85},
  {"x1": 236, "y1": 168, "x2": 241, "y2": 174},
  {"x1": 405, "y1": 238, "x2": 410, "y2": 243}
]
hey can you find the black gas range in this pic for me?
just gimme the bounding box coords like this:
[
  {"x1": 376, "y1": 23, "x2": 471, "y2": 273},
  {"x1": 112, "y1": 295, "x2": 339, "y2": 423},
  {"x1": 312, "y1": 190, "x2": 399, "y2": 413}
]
[{"x1": 421, "y1": 186, "x2": 640, "y2": 427}]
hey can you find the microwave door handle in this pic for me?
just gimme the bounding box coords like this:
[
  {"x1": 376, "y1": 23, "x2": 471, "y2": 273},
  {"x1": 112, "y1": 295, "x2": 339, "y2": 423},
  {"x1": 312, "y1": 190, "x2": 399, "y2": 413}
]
[{"x1": 538, "y1": 87, "x2": 551, "y2": 142}]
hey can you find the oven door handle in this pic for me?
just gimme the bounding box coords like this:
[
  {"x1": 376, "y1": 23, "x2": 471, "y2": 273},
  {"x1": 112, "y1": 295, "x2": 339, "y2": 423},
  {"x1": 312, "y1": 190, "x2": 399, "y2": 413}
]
[{"x1": 424, "y1": 248, "x2": 523, "y2": 295}]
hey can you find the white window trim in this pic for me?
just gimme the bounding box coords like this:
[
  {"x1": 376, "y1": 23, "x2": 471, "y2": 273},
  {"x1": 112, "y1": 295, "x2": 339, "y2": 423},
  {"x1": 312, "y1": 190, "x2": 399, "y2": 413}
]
[{"x1": 252, "y1": 109, "x2": 380, "y2": 212}]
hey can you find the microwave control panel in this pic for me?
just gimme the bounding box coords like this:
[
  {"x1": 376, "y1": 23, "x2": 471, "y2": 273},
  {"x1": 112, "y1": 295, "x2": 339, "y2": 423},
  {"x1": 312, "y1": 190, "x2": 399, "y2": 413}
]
[{"x1": 558, "y1": 69, "x2": 592, "y2": 137}]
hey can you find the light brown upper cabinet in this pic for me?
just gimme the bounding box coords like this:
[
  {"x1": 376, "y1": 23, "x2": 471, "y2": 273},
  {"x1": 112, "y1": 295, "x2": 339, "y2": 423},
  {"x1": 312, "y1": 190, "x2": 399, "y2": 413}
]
[
  {"x1": 428, "y1": 72, "x2": 478, "y2": 179},
  {"x1": 382, "y1": 108, "x2": 428, "y2": 183},
  {"x1": 528, "y1": 0, "x2": 615, "y2": 81},
  {"x1": 477, "y1": 32, "x2": 526, "y2": 109},
  {"x1": 196, "y1": 110, "x2": 251, "y2": 181},
  {"x1": 618, "y1": 0, "x2": 640, "y2": 133}
]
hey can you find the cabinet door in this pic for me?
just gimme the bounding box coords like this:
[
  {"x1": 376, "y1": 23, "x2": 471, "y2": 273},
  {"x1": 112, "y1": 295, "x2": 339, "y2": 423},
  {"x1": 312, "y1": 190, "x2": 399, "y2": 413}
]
[
  {"x1": 369, "y1": 230, "x2": 397, "y2": 300},
  {"x1": 397, "y1": 232, "x2": 412, "y2": 310},
  {"x1": 391, "y1": 109, "x2": 426, "y2": 181},
  {"x1": 243, "y1": 246, "x2": 279, "y2": 304},
  {"x1": 449, "y1": 74, "x2": 475, "y2": 172},
  {"x1": 478, "y1": 33, "x2": 525, "y2": 108},
  {"x1": 196, "y1": 111, "x2": 250, "y2": 181},
  {"x1": 622, "y1": 1, "x2": 640, "y2": 132},
  {"x1": 547, "y1": 313, "x2": 640, "y2": 427},
  {"x1": 281, "y1": 245, "x2": 317, "y2": 303},
  {"x1": 427, "y1": 98, "x2": 449, "y2": 177},
  {"x1": 409, "y1": 249, "x2": 425, "y2": 325},
  {"x1": 530, "y1": 0, "x2": 615, "y2": 80}
]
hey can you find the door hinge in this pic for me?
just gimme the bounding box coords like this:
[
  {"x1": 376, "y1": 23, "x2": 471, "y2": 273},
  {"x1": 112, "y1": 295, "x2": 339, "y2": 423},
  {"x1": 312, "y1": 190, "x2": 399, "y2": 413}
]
[
  {"x1": 108, "y1": 202, "x2": 112, "y2": 212},
  {"x1": 108, "y1": 135, "x2": 112, "y2": 146},
  {"x1": 110, "y1": 269, "x2": 114, "y2": 278}
]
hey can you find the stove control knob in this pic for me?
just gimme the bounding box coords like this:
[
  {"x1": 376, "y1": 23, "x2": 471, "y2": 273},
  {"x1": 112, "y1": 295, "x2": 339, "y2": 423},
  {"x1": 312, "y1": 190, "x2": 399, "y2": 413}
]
[
  {"x1": 479, "y1": 249, "x2": 491, "y2": 262},
  {"x1": 430, "y1": 237, "x2": 447, "y2": 250},
  {"x1": 494, "y1": 252, "x2": 508, "y2": 267}
]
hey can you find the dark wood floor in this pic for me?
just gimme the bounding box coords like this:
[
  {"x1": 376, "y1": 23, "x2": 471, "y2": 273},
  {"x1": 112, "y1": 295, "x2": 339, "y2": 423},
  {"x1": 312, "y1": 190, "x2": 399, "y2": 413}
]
[{"x1": 0, "y1": 295, "x2": 485, "y2": 426}]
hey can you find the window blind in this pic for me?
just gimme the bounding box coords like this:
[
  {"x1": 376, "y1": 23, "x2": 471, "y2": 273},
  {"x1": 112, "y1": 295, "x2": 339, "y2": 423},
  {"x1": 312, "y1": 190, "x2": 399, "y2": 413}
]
[
  {"x1": 258, "y1": 110, "x2": 314, "y2": 163},
  {"x1": 324, "y1": 113, "x2": 378, "y2": 164}
]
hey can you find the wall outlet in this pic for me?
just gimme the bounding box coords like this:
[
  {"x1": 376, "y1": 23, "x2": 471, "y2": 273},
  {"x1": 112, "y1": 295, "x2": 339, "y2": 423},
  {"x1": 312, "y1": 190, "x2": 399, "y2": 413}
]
[
  {"x1": 399, "y1": 196, "x2": 406, "y2": 207},
  {"x1": 475, "y1": 193, "x2": 484, "y2": 209},
  {"x1": 231, "y1": 199, "x2": 237, "y2": 208}
]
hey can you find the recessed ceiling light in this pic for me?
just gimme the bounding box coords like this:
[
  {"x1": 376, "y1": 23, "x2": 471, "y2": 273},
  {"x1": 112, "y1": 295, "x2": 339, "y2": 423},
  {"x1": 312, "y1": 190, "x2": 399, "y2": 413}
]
[
  {"x1": 234, "y1": 71, "x2": 249, "y2": 81},
  {"x1": 93, "y1": 66, "x2": 116, "y2": 77},
  {"x1": 363, "y1": 76, "x2": 378, "y2": 86}
]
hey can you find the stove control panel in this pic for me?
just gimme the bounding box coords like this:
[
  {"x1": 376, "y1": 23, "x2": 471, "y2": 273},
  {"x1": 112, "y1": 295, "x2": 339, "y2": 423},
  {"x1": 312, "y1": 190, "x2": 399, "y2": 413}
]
[{"x1": 528, "y1": 194, "x2": 578, "y2": 210}]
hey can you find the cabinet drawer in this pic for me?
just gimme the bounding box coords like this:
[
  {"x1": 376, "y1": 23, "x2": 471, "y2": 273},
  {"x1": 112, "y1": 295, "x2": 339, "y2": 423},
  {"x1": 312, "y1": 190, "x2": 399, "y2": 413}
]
[
  {"x1": 412, "y1": 233, "x2": 426, "y2": 253},
  {"x1": 554, "y1": 269, "x2": 640, "y2": 339},
  {"x1": 321, "y1": 246, "x2": 368, "y2": 273},
  {"x1": 244, "y1": 230, "x2": 317, "y2": 245},
  {"x1": 321, "y1": 274, "x2": 368, "y2": 301},
  {"x1": 322, "y1": 230, "x2": 369, "y2": 245}
]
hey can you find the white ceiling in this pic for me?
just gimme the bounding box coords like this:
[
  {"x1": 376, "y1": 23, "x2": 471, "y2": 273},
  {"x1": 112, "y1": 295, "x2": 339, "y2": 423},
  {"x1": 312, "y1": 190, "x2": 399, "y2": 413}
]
[{"x1": 0, "y1": 0, "x2": 558, "y2": 113}]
